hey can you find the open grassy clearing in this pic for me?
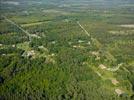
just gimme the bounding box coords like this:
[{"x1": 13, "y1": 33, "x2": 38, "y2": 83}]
[
  {"x1": 21, "y1": 21, "x2": 50, "y2": 27},
  {"x1": 120, "y1": 25, "x2": 134, "y2": 28}
]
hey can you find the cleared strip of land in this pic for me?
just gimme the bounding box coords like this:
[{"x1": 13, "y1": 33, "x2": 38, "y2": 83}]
[
  {"x1": 2, "y1": 15, "x2": 31, "y2": 36},
  {"x1": 2, "y1": 15, "x2": 41, "y2": 41}
]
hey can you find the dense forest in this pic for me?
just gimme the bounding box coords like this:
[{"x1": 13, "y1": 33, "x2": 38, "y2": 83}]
[{"x1": 0, "y1": 0, "x2": 134, "y2": 100}]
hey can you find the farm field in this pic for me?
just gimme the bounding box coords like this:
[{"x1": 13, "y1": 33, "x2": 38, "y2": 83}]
[{"x1": 0, "y1": 0, "x2": 134, "y2": 100}]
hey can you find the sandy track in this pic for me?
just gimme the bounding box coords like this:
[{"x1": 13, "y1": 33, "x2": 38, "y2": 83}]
[
  {"x1": 106, "y1": 63, "x2": 123, "y2": 72},
  {"x1": 77, "y1": 21, "x2": 90, "y2": 37}
]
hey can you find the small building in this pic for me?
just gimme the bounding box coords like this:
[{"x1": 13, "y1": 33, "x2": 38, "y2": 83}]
[
  {"x1": 111, "y1": 79, "x2": 119, "y2": 85},
  {"x1": 99, "y1": 64, "x2": 107, "y2": 69},
  {"x1": 115, "y1": 89, "x2": 124, "y2": 96}
]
